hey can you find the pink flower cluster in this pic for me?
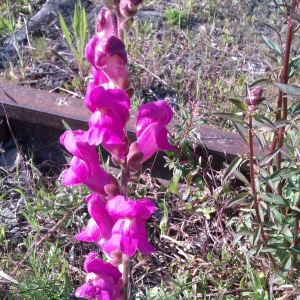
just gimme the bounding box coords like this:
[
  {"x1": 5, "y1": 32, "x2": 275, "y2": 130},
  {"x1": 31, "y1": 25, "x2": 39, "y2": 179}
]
[{"x1": 60, "y1": 2, "x2": 176, "y2": 299}]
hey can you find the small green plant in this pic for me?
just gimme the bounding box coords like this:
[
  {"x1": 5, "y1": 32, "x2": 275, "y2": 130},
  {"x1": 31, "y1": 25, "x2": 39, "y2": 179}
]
[
  {"x1": 57, "y1": 0, "x2": 90, "y2": 81},
  {"x1": 165, "y1": 7, "x2": 188, "y2": 28}
]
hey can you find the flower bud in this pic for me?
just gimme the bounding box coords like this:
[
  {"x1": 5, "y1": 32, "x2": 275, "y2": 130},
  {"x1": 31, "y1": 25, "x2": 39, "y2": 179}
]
[
  {"x1": 102, "y1": 0, "x2": 120, "y2": 9},
  {"x1": 121, "y1": 18, "x2": 134, "y2": 30},
  {"x1": 96, "y1": 8, "x2": 118, "y2": 37},
  {"x1": 127, "y1": 142, "x2": 144, "y2": 170},
  {"x1": 245, "y1": 85, "x2": 265, "y2": 110},
  {"x1": 120, "y1": 0, "x2": 138, "y2": 18}
]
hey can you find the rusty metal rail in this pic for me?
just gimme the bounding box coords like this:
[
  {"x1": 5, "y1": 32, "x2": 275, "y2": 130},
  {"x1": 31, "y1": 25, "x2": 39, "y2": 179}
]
[{"x1": 0, "y1": 81, "x2": 260, "y2": 182}]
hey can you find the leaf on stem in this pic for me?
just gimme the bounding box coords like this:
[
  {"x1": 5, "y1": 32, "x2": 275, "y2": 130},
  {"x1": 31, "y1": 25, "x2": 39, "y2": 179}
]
[
  {"x1": 260, "y1": 193, "x2": 289, "y2": 207},
  {"x1": 273, "y1": 82, "x2": 300, "y2": 98},
  {"x1": 262, "y1": 35, "x2": 282, "y2": 57},
  {"x1": 270, "y1": 167, "x2": 300, "y2": 181},
  {"x1": 213, "y1": 113, "x2": 244, "y2": 124},
  {"x1": 226, "y1": 191, "x2": 250, "y2": 208},
  {"x1": 258, "y1": 148, "x2": 281, "y2": 167},
  {"x1": 229, "y1": 98, "x2": 248, "y2": 111}
]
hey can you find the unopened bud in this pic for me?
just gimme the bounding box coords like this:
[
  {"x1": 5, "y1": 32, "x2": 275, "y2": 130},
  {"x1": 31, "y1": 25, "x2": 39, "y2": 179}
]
[
  {"x1": 245, "y1": 85, "x2": 265, "y2": 110},
  {"x1": 96, "y1": 8, "x2": 118, "y2": 37},
  {"x1": 127, "y1": 141, "x2": 144, "y2": 171},
  {"x1": 121, "y1": 18, "x2": 134, "y2": 30},
  {"x1": 102, "y1": 0, "x2": 120, "y2": 8},
  {"x1": 120, "y1": 0, "x2": 138, "y2": 18}
]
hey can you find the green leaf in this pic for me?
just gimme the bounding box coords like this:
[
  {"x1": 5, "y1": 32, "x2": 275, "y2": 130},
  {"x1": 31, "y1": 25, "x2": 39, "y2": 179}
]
[
  {"x1": 233, "y1": 122, "x2": 249, "y2": 145},
  {"x1": 226, "y1": 192, "x2": 250, "y2": 208},
  {"x1": 289, "y1": 246, "x2": 300, "y2": 255},
  {"x1": 260, "y1": 193, "x2": 289, "y2": 207},
  {"x1": 253, "y1": 114, "x2": 277, "y2": 131},
  {"x1": 169, "y1": 168, "x2": 182, "y2": 194},
  {"x1": 288, "y1": 55, "x2": 300, "y2": 77},
  {"x1": 249, "y1": 78, "x2": 271, "y2": 88},
  {"x1": 260, "y1": 23, "x2": 281, "y2": 40},
  {"x1": 252, "y1": 226, "x2": 261, "y2": 246},
  {"x1": 229, "y1": 98, "x2": 248, "y2": 111},
  {"x1": 281, "y1": 254, "x2": 292, "y2": 275},
  {"x1": 62, "y1": 119, "x2": 72, "y2": 130},
  {"x1": 262, "y1": 35, "x2": 282, "y2": 57},
  {"x1": 222, "y1": 157, "x2": 242, "y2": 183},
  {"x1": 273, "y1": 82, "x2": 300, "y2": 98},
  {"x1": 59, "y1": 12, "x2": 80, "y2": 64},
  {"x1": 259, "y1": 148, "x2": 281, "y2": 167},
  {"x1": 233, "y1": 169, "x2": 250, "y2": 185},
  {"x1": 213, "y1": 113, "x2": 244, "y2": 123},
  {"x1": 270, "y1": 167, "x2": 300, "y2": 181},
  {"x1": 73, "y1": 3, "x2": 80, "y2": 42}
]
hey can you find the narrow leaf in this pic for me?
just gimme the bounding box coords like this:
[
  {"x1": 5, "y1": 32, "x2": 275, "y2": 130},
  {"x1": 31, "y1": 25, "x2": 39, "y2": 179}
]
[
  {"x1": 262, "y1": 35, "x2": 282, "y2": 57},
  {"x1": 213, "y1": 113, "x2": 244, "y2": 123},
  {"x1": 226, "y1": 192, "x2": 250, "y2": 208},
  {"x1": 260, "y1": 193, "x2": 289, "y2": 207},
  {"x1": 259, "y1": 148, "x2": 281, "y2": 167},
  {"x1": 289, "y1": 246, "x2": 300, "y2": 255},
  {"x1": 270, "y1": 167, "x2": 300, "y2": 181},
  {"x1": 273, "y1": 82, "x2": 300, "y2": 98},
  {"x1": 253, "y1": 114, "x2": 277, "y2": 131},
  {"x1": 229, "y1": 98, "x2": 248, "y2": 111},
  {"x1": 233, "y1": 122, "x2": 249, "y2": 145},
  {"x1": 222, "y1": 157, "x2": 242, "y2": 183}
]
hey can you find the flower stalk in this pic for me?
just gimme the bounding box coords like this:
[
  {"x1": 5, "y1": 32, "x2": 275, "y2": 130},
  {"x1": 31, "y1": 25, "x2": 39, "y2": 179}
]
[{"x1": 59, "y1": 1, "x2": 175, "y2": 298}]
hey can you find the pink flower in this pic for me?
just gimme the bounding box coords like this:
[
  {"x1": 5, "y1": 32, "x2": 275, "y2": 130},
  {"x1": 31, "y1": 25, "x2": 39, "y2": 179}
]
[
  {"x1": 75, "y1": 194, "x2": 114, "y2": 246},
  {"x1": 85, "y1": 34, "x2": 129, "y2": 89},
  {"x1": 60, "y1": 130, "x2": 98, "y2": 163},
  {"x1": 61, "y1": 157, "x2": 113, "y2": 196},
  {"x1": 84, "y1": 86, "x2": 130, "y2": 160},
  {"x1": 75, "y1": 252, "x2": 122, "y2": 300},
  {"x1": 136, "y1": 100, "x2": 176, "y2": 162},
  {"x1": 102, "y1": 195, "x2": 155, "y2": 256}
]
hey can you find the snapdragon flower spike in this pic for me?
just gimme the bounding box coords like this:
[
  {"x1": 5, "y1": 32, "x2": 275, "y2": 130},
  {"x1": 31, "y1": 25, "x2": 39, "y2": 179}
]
[
  {"x1": 75, "y1": 193, "x2": 114, "y2": 246},
  {"x1": 85, "y1": 86, "x2": 130, "y2": 160},
  {"x1": 102, "y1": 195, "x2": 155, "y2": 256},
  {"x1": 136, "y1": 100, "x2": 176, "y2": 162},
  {"x1": 75, "y1": 251, "x2": 122, "y2": 300},
  {"x1": 85, "y1": 34, "x2": 129, "y2": 90}
]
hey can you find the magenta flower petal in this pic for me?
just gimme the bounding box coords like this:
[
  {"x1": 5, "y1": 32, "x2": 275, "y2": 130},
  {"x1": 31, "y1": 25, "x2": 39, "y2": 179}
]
[
  {"x1": 87, "y1": 194, "x2": 114, "y2": 239},
  {"x1": 103, "y1": 196, "x2": 155, "y2": 256},
  {"x1": 85, "y1": 34, "x2": 129, "y2": 89},
  {"x1": 75, "y1": 282, "x2": 97, "y2": 299},
  {"x1": 76, "y1": 252, "x2": 122, "y2": 300},
  {"x1": 60, "y1": 130, "x2": 99, "y2": 163},
  {"x1": 74, "y1": 218, "x2": 101, "y2": 243},
  {"x1": 61, "y1": 157, "x2": 113, "y2": 196},
  {"x1": 107, "y1": 195, "x2": 155, "y2": 221},
  {"x1": 86, "y1": 86, "x2": 130, "y2": 117},
  {"x1": 84, "y1": 86, "x2": 130, "y2": 159},
  {"x1": 136, "y1": 100, "x2": 176, "y2": 162}
]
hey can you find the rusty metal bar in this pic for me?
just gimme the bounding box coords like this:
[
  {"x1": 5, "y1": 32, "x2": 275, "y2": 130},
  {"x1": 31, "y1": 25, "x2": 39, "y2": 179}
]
[{"x1": 0, "y1": 81, "x2": 261, "y2": 182}]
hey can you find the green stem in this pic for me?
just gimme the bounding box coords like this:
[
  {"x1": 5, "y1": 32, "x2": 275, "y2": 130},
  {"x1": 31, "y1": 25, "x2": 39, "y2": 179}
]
[{"x1": 249, "y1": 114, "x2": 277, "y2": 269}]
